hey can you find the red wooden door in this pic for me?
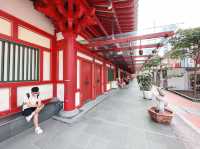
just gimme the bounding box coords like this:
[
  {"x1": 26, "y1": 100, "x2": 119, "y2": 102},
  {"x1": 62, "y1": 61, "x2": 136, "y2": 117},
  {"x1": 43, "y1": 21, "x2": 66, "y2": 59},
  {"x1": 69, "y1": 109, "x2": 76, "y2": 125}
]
[
  {"x1": 80, "y1": 60, "x2": 92, "y2": 104},
  {"x1": 95, "y1": 64, "x2": 102, "y2": 96}
]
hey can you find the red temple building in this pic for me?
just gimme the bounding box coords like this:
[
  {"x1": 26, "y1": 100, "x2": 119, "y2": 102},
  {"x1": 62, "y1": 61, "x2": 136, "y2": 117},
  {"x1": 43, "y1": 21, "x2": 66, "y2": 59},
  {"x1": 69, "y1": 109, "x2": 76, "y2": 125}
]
[{"x1": 1, "y1": 1, "x2": 198, "y2": 149}]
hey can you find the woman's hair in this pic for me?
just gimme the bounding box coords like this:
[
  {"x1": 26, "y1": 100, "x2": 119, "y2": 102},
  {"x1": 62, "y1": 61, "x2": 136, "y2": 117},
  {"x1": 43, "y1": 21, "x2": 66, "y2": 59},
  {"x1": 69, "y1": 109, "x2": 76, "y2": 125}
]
[{"x1": 31, "y1": 87, "x2": 39, "y2": 93}]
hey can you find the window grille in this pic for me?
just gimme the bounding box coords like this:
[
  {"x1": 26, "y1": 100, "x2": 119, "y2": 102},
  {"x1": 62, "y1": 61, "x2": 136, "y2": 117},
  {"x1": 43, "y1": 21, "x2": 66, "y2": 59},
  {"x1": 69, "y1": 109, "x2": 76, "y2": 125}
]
[{"x1": 0, "y1": 39, "x2": 39, "y2": 82}]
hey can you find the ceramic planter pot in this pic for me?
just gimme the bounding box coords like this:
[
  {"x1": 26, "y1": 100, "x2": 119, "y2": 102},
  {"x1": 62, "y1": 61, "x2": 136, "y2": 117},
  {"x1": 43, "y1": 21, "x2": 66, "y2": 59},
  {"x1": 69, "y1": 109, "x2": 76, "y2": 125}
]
[{"x1": 148, "y1": 107, "x2": 173, "y2": 124}]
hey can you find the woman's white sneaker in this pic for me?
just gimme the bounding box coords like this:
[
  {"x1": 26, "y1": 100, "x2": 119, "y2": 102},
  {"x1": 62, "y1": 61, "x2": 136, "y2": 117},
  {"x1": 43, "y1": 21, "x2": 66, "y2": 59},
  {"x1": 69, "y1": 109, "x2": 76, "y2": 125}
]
[{"x1": 35, "y1": 127, "x2": 43, "y2": 134}]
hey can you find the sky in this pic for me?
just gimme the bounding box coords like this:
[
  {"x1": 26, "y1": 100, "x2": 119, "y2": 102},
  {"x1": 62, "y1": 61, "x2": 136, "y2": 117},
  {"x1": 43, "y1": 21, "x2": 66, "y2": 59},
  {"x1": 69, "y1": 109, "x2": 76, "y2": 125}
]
[{"x1": 138, "y1": 0, "x2": 200, "y2": 30}]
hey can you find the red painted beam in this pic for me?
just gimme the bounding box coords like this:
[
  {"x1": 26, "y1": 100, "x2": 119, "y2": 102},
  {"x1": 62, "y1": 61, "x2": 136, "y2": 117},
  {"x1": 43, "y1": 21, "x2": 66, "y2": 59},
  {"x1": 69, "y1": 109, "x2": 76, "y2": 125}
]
[
  {"x1": 116, "y1": 9, "x2": 134, "y2": 14},
  {"x1": 94, "y1": 43, "x2": 163, "y2": 52},
  {"x1": 118, "y1": 16, "x2": 134, "y2": 19},
  {"x1": 92, "y1": 0, "x2": 136, "y2": 9},
  {"x1": 115, "y1": 5, "x2": 135, "y2": 9},
  {"x1": 95, "y1": 7, "x2": 134, "y2": 14},
  {"x1": 118, "y1": 25, "x2": 134, "y2": 28},
  {"x1": 130, "y1": 63, "x2": 145, "y2": 65},
  {"x1": 122, "y1": 59, "x2": 149, "y2": 62},
  {"x1": 94, "y1": 16, "x2": 109, "y2": 36},
  {"x1": 81, "y1": 0, "x2": 109, "y2": 36},
  {"x1": 126, "y1": 59, "x2": 148, "y2": 62},
  {"x1": 99, "y1": 17, "x2": 134, "y2": 22},
  {"x1": 121, "y1": 29, "x2": 134, "y2": 31},
  {"x1": 120, "y1": 26, "x2": 134, "y2": 28},
  {"x1": 128, "y1": 64, "x2": 143, "y2": 67},
  {"x1": 115, "y1": 12, "x2": 135, "y2": 16},
  {"x1": 120, "y1": 27, "x2": 134, "y2": 30},
  {"x1": 113, "y1": 59, "x2": 150, "y2": 64},
  {"x1": 81, "y1": 30, "x2": 93, "y2": 39},
  {"x1": 113, "y1": 0, "x2": 135, "y2": 7},
  {"x1": 112, "y1": 2, "x2": 122, "y2": 33},
  {"x1": 127, "y1": 61, "x2": 148, "y2": 65},
  {"x1": 119, "y1": 20, "x2": 134, "y2": 23},
  {"x1": 87, "y1": 26, "x2": 99, "y2": 37},
  {"x1": 128, "y1": 66, "x2": 143, "y2": 68},
  {"x1": 97, "y1": 14, "x2": 135, "y2": 20},
  {"x1": 120, "y1": 29, "x2": 134, "y2": 31},
  {"x1": 96, "y1": 12, "x2": 113, "y2": 16},
  {"x1": 87, "y1": 31, "x2": 174, "y2": 47},
  {"x1": 119, "y1": 19, "x2": 134, "y2": 23},
  {"x1": 113, "y1": 55, "x2": 151, "y2": 60},
  {"x1": 92, "y1": 1, "x2": 110, "y2": 5}
]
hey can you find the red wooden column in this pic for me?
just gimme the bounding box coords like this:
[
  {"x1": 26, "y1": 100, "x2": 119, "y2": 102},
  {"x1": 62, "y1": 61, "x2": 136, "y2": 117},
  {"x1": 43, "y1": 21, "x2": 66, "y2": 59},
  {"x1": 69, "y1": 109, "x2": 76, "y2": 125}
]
[
  {"x1": 91, "y1": 59, "x2": 95, "y2": 99},
  {"x1": 62, "y1": 30, "x2": 77, "y2": 112},
  {"x1": 10, "y1": 87, "x2": 18, "y2": 113},
  {"x1": 101, "y1": 64, "x2": 104, "y2": 93},
  {"x1": 59, "y1": 0, "x2": 79, "y2": 116},
  {"x1": 10, "y1": 21, "x2": 18, "y2": 113},
  {"x1": 103, "y1": 63, "x2": 107, "y2": 92},
  {"x1": 52, "y1": 34, "x2": 57, "y2": 98}
]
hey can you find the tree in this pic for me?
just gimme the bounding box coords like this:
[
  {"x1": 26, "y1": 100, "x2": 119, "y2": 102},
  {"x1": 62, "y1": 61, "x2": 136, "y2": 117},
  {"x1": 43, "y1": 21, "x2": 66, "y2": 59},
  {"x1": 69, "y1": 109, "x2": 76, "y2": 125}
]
[
  {"x1": 144, "y1": 57, "x2": 161, "y2": 86},
  {"x1": 169, "y1": 27, "x2": 200, "y2": 97},
  {"x1": 144, "y1": 57, "x2": 161, "y2": 71}
]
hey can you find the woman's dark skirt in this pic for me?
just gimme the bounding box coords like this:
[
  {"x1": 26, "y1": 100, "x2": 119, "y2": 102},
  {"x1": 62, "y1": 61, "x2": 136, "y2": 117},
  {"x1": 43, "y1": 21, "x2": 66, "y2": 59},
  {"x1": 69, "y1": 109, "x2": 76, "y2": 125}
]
[{"x1": 22, "y1": 107, "x2": 37, "y2": 116}]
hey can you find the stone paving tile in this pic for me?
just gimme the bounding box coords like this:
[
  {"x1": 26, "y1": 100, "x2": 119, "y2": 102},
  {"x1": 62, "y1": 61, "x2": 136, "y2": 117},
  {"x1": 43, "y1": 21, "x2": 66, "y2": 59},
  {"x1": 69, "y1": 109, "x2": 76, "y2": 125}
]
[
  {"x1": 0, "y1": 80, "x2": 199, "y2": 149},
  {"x1": 146, "y1": 131, "x2": 186, "y2": 149},
  {"x1": 85, "y1": 136, "x2": 109, "y2": 149}
]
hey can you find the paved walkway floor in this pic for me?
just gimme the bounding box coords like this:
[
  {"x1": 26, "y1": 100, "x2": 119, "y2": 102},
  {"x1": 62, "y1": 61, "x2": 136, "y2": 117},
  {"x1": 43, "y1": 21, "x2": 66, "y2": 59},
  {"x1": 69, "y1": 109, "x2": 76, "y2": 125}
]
[{"x1": 0, "y1": 80, "x2": 200, "y2": 149}]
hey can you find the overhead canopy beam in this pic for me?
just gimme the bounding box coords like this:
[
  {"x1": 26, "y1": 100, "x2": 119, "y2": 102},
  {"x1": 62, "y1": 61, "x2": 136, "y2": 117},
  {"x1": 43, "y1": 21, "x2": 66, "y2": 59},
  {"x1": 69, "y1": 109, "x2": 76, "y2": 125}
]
[
  {"x1": 87, "y1": 31, "x2": 174, "y2": 47},
  {"x1": 97, "y1": 14, "x2": 134, "y2": 20},
  {"x1": 112, "y1": 55, "x2": 151, "y2": 60},
  {"x1": 94, "y1": 43, "x2": 163, "y2": 52},
  {"x1": 125, "y1": 59, "x2": 149, "y2": 62},
  {"x1": 112, "y1": 1, "x2": 122, "y2": 33},
  {"x1": 94, "y1": 16, "x2": 109, "y2": 36},
  {"x1": 79, "y1": 0, "x2": 109, "y2": 36}
]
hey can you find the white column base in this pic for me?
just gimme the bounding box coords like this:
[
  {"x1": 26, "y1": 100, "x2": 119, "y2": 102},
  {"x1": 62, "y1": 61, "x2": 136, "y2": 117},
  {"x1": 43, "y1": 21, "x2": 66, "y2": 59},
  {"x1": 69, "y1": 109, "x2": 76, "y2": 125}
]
[{"x1": 59, "y1": 108, "x2": 79, "y2": 118}]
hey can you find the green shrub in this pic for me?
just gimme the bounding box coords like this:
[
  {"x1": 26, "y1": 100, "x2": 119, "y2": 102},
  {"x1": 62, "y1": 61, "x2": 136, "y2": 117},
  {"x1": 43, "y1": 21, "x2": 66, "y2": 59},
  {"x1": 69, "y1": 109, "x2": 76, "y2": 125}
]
[{"x1": 137, "y1": 73, "x2": 152, "y2": 91}]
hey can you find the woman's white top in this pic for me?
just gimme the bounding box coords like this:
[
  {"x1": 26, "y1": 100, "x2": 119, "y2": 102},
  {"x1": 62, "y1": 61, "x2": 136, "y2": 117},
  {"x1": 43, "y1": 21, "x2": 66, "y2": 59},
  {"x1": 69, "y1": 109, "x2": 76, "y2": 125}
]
[{"x1": 22, "y1": 95, "x2": 39, "y2": 110}]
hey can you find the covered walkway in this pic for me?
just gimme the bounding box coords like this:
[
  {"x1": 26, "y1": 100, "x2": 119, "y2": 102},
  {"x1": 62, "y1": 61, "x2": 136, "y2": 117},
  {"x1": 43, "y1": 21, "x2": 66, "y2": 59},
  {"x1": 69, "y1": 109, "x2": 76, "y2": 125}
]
[{"x1": 0, "y1": 80, "x2": 199, "y2": 149}]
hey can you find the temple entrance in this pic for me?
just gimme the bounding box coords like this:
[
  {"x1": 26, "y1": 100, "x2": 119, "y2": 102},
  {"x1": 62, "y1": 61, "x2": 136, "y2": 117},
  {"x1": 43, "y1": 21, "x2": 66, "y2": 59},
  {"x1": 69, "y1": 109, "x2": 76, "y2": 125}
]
[
  {"x1": 80, "y1": 60, "x2": 92, "y2": 104},
  {"x1": 95, "y1": 64, "x2": 102, "y2": 97}
]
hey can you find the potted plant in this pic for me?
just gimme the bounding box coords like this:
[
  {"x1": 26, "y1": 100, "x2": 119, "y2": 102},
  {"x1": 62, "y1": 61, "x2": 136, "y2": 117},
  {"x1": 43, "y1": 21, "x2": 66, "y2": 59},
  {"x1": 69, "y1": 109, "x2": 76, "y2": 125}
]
[
  {"x1": 148, "y1": 87, "x2": 173, "y2": 124},
  {"x1": 137, "y1": 73, "x2": 153, "y2": 99}
]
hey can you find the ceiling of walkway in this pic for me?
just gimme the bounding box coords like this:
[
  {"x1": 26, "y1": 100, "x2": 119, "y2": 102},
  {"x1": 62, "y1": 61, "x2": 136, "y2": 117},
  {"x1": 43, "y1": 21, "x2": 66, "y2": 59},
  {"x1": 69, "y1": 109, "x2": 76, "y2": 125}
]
[
  {"x1": 86, "y1": 0, "x2": 139, "y2": 73},
  {"x1": 85, "y1": 0, "x2": 174, "y2": 73},
  {"x1": 87, "y1": 0, "x2": 138, "y2": 36},
  {"x1": 31, "y1": 0, "x2": 174, "y2": 73}
]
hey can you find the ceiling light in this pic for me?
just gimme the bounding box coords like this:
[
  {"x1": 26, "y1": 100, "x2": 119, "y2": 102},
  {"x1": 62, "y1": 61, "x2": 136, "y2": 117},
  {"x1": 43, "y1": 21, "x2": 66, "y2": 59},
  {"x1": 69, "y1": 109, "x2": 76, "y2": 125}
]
[
  {"x1": 108, "y1": 3, "x2": 112, "y2": 10},
  {"x1": 117, "y1": 51, "x2": 123, "y2": 55}
]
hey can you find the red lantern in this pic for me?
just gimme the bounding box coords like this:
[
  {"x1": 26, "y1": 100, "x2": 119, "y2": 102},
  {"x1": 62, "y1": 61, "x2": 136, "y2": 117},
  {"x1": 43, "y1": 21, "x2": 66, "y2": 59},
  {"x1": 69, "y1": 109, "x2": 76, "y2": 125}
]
[
  {"x1": 139, "y1": 50, "x2": 143, "y2": 55},
  {"x1": 152, "y1": 49, "x2": 156, "y2": 54}
]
